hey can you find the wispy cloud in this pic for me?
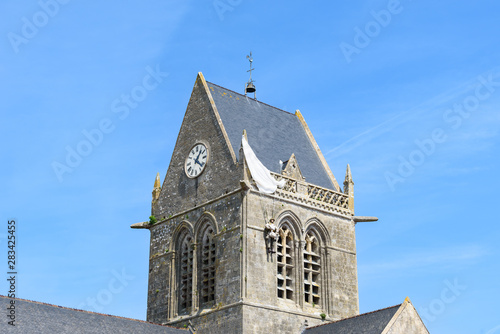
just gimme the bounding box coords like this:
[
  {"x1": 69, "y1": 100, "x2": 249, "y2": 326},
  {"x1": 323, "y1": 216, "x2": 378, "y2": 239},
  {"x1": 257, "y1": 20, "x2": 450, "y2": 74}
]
[
  {"x1": 359, "y1": 244, "x2": 487, "y2": 275},
  {"x1": 324, "y1": 67, "x2": 500, "y2": 160}
]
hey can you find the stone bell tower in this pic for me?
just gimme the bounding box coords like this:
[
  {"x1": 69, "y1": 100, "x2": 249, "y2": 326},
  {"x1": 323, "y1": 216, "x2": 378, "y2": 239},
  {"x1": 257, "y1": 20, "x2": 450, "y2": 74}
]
[{"x1": 131, "y1": 73, "x2": 371, "y2": 333}]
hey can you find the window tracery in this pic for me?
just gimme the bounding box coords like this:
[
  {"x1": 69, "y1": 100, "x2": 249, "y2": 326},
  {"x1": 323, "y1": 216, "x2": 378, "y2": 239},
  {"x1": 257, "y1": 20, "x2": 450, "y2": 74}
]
[
  {"x1": 199, "y1": 223, "x2": 216, "y2": 307},
  {"x1": 277, "y1": 224, "x2": 294, "y2": 300},
  {"x1": 303, "y1": 230, "x2": 321, "y2": 306},
  {"x1": 178, "y1": 230, "x2": 193, "y2": 313}
]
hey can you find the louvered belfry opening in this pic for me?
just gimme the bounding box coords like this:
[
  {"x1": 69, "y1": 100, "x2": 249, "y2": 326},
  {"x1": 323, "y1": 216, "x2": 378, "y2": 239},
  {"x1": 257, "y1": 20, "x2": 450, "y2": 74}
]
[
  {"x1": 178, "y1": 231, "x2": 193, "y2": 314},
  {"x1": 277, "y1": 224, "x2": 294, "y2": 300},
  {"x1": 303, "y1": 230, "x2": 321, "y2": 305},
  {"x1": 199, "y1": 223, "x2": 216, "y2": 307}
]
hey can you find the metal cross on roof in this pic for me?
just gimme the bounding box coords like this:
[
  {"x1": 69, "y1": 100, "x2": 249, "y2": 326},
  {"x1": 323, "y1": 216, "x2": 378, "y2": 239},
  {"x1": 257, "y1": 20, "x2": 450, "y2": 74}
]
[
  {"x1": 245, "y1": 52, "x2": 256, "y2": 98},
  {"x1": 246, "y1": 52, "x2": 254, "y2": 81}
]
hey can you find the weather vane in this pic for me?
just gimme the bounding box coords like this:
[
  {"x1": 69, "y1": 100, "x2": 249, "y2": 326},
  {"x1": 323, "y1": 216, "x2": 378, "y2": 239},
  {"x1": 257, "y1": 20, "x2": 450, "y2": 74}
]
[{"x1": 245, "y1": 52, "x2": 256, "y2": 99}]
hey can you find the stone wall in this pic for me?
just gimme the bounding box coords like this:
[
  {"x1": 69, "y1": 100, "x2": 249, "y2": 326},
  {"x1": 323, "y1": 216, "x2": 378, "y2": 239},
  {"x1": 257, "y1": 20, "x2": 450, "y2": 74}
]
[
  {"x1": 243, "y1": 191, "x2": 358, "y2": 322},
  {"x1": 147, "y1": 193, "x2": 243, "y2": 324},
  {"x1": 242, "y1": 303, "x2": 326, "y2": 334},
  {"x1": 386, "y1": 302, "x2": 429, "y2": 334},
  {"x1": 147, "y1": 185, "x2": 359, "y2": 331},
  {"x1": 170, "y1": 304, "x2": 244, "y2": 334},
  {"x1": 153, "y1": 74, "x2": 241, "y2": 220}
]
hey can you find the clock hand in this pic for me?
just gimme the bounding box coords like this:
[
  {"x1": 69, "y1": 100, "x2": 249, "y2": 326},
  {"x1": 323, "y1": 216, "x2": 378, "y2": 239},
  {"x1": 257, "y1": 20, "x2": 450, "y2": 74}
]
[{"x1": 194, "y1": 150, "x2": 204, "y2": 166}]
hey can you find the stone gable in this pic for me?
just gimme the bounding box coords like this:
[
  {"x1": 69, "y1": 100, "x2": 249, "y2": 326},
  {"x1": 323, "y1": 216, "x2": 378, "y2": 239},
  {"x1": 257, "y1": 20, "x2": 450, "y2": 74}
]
[{"x1": 153, "y1": 73, "x2": 241, "y2": 220}]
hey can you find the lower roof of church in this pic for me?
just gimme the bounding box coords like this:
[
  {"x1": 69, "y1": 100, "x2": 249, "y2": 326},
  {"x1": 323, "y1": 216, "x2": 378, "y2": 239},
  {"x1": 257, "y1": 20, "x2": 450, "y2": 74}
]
[
  {"x1": 0, "y1": 295, "x2": 188, "y2": 333},
  {"x1": 306, "y1": 304, "x2": 400, "y2": 333}
]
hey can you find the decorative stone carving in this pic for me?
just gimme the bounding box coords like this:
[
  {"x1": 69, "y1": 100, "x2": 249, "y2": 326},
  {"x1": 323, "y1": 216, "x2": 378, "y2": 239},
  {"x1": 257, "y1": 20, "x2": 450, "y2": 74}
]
[
  {"x1": 152, "y1": 172, "x2": 162, "y2": 204},
  {"x1": 271, "y1": 172, "x2": 352, "y2": 216},
  {"x1": 281, "y1": 153, "x2": 305, "y2": 181}
]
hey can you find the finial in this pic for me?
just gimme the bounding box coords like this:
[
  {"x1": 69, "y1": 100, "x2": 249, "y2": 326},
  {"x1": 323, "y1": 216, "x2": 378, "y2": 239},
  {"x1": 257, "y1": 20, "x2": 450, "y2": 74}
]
[
  {"x1": 344, "y1": 164, "x2": 353, "y2": 184},
  {"x1": 344, "y1": 164, "x2": 354, "y2": 213},
  {"x1": 239, "y1": 129, "x2": 248, "y2": 167},
  {"x1": 152, "y1": 173, "x2": 161, "y2": 203},
  {"x1": 154, "y1": 172, "x2": 161, "y2": 188},
  {"x1": 245, "y1": 52, "x2": 256, "y2": 99}
]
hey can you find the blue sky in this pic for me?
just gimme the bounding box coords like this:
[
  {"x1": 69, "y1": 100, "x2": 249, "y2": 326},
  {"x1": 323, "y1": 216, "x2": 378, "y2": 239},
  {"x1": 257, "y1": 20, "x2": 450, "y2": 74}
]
[{"x1": 1, "y1": 1, "x2": 499, "y2": 333}]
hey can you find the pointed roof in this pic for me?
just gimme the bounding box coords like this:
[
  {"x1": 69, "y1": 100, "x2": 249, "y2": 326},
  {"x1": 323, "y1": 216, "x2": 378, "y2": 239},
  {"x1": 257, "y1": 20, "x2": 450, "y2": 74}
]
[
  {"x1": 0, "y1": 295, "x2": 187, "y2": 333},
  {"x1": 306, "y1": 304, "x2": 400, "y2": 334},
  {"x1": 206, "y1": 81, "x2": 338, "y2": 191},
  {"x1": 306, "y1": 298, "x2": 429, "y2": 334}
]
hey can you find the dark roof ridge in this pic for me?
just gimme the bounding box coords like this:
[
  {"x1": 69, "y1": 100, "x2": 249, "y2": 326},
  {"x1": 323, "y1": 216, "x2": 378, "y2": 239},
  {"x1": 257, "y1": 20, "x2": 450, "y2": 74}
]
[
  {"x1": 306, "y1": 303, "x2": 402, "y2": 330},
  {"x1": 206, "y1": 81, "x2": 296, "y2": 116},
  {"x1": 0, "y1": 295, "x2": 187, "y2": 330}
]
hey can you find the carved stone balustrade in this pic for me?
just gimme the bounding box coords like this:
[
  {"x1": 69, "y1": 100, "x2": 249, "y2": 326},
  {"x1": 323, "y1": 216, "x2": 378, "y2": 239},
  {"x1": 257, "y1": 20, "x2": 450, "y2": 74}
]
[{"x1": 270, "y1": 173, "x2": 352, "y2": 216}]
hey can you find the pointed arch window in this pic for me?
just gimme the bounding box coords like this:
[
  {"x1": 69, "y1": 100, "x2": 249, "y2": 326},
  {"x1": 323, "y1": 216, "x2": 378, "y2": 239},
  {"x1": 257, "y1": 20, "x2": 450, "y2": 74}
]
[
  {"x1": 178, "y1": 231, "x2": 193, "y2": 314},
  {"x1": 199, "y1": 223, "x2": 216, "y2": 307},
  {"x1": 277, "y1": 224, "x2": 294, "y2": 300},
  {"x1": 303, "y1": 230, "x2": 321, "y2": 305}
]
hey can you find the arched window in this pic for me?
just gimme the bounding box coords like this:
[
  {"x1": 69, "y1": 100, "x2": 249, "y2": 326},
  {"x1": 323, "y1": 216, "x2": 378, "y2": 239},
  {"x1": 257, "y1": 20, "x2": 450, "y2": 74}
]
[
  {"x1": 303, "y1": 230, "x2": 321, "y2": 306},
  {"x1": 198, "y1": 223, "x2": 216, "y2": 307},
  {"x1": 178, "y1": 230, "x2": 193, "y2": 314},
  {"x1": 277, "y1": 224, "x2": 294, "y2": 300}
]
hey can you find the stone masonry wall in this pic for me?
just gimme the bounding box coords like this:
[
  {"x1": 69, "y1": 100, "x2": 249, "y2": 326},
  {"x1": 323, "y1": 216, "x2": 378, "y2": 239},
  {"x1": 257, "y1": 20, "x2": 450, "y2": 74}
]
[
  {"x1": 243, "y1": 191, "x2": 358, "y2": 323},
  {"x1": 147, "y1": 193, "x2": 243, "y2": 324},
  {"x1": 242, "y1": 304, "x2": 326, "y2": 334},
  {"x1": 153, "y1": 74, "x2": 241, "y2": 220},
  {"x1": 147, "y1": 251, "x2": 172, "y2": 323},
  {"x1": 170, "y1": 304, "x2": 244, "y2": 334},
  {"x1": 386, "y1": 302, "x2": 429, "y2": 334}
]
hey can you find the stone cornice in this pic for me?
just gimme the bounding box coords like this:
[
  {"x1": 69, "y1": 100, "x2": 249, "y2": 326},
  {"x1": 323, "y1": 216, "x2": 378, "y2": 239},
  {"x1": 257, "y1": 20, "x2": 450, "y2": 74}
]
[
  {"x1": 166, "y1": 300, "x2": 334, "y2": 326},
  {"x1": 131, "y1": 186, "x2": 245, "y2": 229},
  {"x1": 248, "y1": 188, "x2": 352, "y2": 220}
]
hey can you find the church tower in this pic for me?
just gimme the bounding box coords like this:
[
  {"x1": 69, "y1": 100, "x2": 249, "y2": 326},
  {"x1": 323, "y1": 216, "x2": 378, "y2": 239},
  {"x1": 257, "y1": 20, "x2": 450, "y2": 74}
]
[{"x1": 132, "y1": 73, "x2": 364, "y2": 333}]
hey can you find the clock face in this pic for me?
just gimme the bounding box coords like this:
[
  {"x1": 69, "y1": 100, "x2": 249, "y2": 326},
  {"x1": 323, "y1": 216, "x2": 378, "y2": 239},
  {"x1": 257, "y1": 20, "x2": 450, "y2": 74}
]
[{"x1": 185, "y1": 143, "x2": 209, "y2": 178}]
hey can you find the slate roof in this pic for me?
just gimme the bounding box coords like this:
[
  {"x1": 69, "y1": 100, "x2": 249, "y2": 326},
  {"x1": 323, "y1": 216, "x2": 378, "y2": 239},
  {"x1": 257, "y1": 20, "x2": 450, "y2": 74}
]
[
  {"x1": 0, "y1": 295, "x2": 188, "y2": 334},
  {"x1": 305, "y1": 304, "x2": 401, "y2": 334},
  {"x1": 207, "y1": 82, "x2": 336, "y2": 190}
]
